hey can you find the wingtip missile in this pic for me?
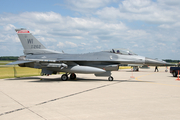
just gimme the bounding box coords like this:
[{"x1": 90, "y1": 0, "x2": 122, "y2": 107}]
[{"x1": 15, "y1": 28, "x2": 27, "y2": 32}]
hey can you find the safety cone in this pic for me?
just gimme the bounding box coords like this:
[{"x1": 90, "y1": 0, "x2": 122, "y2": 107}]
[{"x1": 176, "y1": 70, "x2": 180, "y2": 80}]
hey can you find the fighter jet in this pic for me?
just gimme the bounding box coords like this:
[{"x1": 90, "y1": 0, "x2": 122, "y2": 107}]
[{"x1": 7, "y1": 28, "x2": 172, "y2": 81}]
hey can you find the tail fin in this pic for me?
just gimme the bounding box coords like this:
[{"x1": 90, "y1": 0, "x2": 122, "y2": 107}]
[{"x1": 15, "y1": 28, "x2": 60, "y2": 55}]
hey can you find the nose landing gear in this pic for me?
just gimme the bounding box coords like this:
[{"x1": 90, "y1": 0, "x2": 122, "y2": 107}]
[{"x1": 108, "y1": 76, "x2": 114, "y2": 81}]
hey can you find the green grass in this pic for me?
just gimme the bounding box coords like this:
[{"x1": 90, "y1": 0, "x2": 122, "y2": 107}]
[
  {"x1": 0, "y1": 66, "x2": 41, "y2": 79},
  {"x1": 0, "y1": 61, "x2": 15, "y2": 65},
  {"x1": 0, "y1": 61, "x2": 41, "y2": 79}
]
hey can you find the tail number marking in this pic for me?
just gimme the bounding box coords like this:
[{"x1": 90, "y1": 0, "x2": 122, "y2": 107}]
[
  {"x1": 27, "y1": 39, "x2": 33, "y2": 44},
  {"x1": 27, "y1": 39, "x2": 41, "y2": 49},
  {"x1": 31, "y1": 45, "x2": 41, "y2": 49}
]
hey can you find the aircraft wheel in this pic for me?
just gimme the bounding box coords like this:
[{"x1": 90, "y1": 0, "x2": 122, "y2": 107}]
[
  {"x1": 108, "y1": 76, "x2": 113, "y2": 81},
  {"x1": 70, "y1": 73, "x2": 76, "y2": 80},
  {"x1": 40, "y1": 73, "x2": 44, "y2": 76},
  {"x1": 61, "y1": 74, "x2": 68, "y2": 81}
]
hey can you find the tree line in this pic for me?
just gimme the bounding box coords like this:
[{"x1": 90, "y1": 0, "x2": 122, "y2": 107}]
[
  {"x1": 163, "y1": 59, "x2": 180, "y2": 63},
  {"x1": 0, "y1": 56, "x2": 19, "y2": 60}
]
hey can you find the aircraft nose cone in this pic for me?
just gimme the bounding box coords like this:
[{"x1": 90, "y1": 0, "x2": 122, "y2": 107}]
[{"x1": 145, "y1": 57, "x2": 167, "y2": 66}]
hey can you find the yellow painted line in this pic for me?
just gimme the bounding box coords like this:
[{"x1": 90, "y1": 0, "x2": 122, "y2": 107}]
[
  {"x1": 135, "y1": 72, "x2": 155, "y2": 81},
  {"x1": 135, "y1": 72, "x2": 180, "y2": 87}
]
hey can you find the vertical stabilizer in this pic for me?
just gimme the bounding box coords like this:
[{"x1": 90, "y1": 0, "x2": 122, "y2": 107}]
[{"x1": 15, "y1": 28, "x2": 60, "y2": 55}]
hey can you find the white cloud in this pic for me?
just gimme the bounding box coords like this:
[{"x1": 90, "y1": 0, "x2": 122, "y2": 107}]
[
  {"x1": 158, "y1": 24, "x2": 171, "y2": 28},
  {"x1": 157, "y1": 0, "x2": 180, "y2": 6},
  {"x1": 64, "y1": 0, "x2": 116, "y2": 12},
  {"x1": 5, "y1": 12, "x2": 127, "y2": 44},
  {"x1": 0, "y1": 32, "x2": 19, "y2": 43},
  {"x1": 0, "y1": 46, "x2": 9, "y2": 51},
  {"x1": 96, "y1": 0, "x2": 178, "y2": 24},
  {"x1": 4, "y1": 24, "x2": 15, "y2": 31},
  {"x1": 158, "y1": 43, "x2": 166, "y2": 46},
  {"x1": 0, "y1": 1, "x2": 180, "y2": 59},
  {"x1": 57, "y1": 41, "x2": 78, "y2": 48},
  {"x1": 57, "y1": 42, "x2": 65, "y2": 48},
  {"x1": 120, "y1": 0, "x2": 153, "y2": 13},
  {"x1": 81, "y1": 43, "x2": 86, "y2": 45},
  {"x1": 65, "y1": 41, "x2": 78, "y2": 47}
]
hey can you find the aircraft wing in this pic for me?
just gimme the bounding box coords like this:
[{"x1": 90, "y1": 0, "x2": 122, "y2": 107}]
[
  {"x1": 6, "y1": 60, "x2": 33, "y2": 65},
  {"x1": 57, "y1": 58, "x2": 115, "y2": 62},
  {"x1": 58, "y1": 59, "x2": 103, "y2": 61},
  {"x1": 128, "y1": 64, "x2": 144, "y2": 67}
]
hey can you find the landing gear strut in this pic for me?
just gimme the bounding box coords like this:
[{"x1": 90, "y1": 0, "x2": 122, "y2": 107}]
[{"x1": 108, "y1": 76, "x2": 113, "y2": 81}]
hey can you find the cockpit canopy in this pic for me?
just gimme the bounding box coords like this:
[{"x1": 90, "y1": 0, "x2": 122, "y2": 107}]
[{"x1": 109, "y1": 49, "x2": 137, "y2": 55}]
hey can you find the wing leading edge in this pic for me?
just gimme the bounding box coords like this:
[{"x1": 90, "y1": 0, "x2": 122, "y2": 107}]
[{"x1": 6, "y1": 60, "x2": 33, "y2": 65}]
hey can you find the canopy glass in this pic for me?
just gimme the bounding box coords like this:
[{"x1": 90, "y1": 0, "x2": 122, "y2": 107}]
[{"x1": 109, "y1": 49, "x2": 137, "y2": 55}]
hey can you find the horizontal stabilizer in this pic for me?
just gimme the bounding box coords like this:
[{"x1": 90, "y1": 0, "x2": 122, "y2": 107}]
[{"x1": 6, "y1": 60, "x2": 33, "y2": 65}]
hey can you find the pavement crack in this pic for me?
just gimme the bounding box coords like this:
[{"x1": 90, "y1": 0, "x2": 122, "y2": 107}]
[
  {"x1": 0, "y1": 90, "x2": 47, "y2": 120},
  {"x1": 0, "y1": 81, "x2": 120, "y2": 117},
  {"x1": 36, "y1": 81, "x2": 120, "y2": 106}
]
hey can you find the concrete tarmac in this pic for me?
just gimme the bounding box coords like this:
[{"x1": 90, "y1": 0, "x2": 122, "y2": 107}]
[{"x1": 1, "y1": 67, "x2": 180, "y2": 120}]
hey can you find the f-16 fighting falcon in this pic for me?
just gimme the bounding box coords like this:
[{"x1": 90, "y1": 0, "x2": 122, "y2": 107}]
[{"x1": 7, "y1": 28, "x2": 173, "y2": 81}]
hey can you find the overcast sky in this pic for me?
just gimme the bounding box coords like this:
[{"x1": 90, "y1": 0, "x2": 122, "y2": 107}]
[{"x1": 0, "y1": 0, "x2": 180, "y2": 59}]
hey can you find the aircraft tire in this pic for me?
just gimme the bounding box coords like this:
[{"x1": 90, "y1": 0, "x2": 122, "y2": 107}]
[
  {"x1": 40, "y1": 73, "x2": 44, "y2": 76},
  {"x1": 61, "y1": 74, "x2": 68, "y2": 81},
  {"x1": 108, "y1": 76, "x2": 113, "y2": 81},
  {"x1": 70, "y1": 73, "x2": 76, "y2": 80}
]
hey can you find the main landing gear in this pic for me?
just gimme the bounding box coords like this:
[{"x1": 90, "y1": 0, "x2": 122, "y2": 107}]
[
  {"x1": 61, "y1": 73, "x2": 114, "y2": 81},
  {"x1": 61, "y1": 74, "x2": 69, "y2": 81},
  {"x1": 70, "y1": 73, "x2": 76, "y2": 80},
  {"x1": 61, "y1": 73, "x2": 77, "y2": 81}
]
